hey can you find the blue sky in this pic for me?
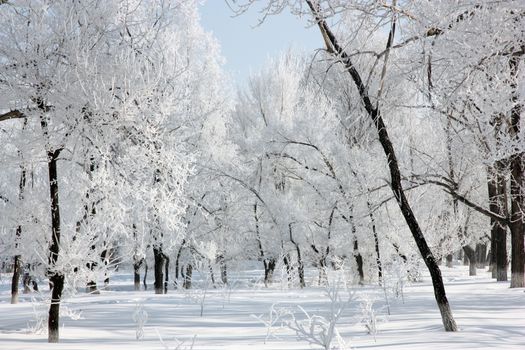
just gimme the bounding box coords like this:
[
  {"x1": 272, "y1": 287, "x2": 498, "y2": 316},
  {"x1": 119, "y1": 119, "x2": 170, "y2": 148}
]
[{"x1": 199, "y1": 1, "x2": 321, "y2": 85}]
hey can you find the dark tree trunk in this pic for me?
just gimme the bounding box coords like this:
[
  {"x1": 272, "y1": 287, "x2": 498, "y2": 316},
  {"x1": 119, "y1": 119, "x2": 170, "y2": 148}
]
[
  {"x1": 283, "y1": 255, "x2": 293, "y2": 284},
  {"x1": 463, "y1": 251, "x2": 469, "y2": 266},
  {"x1": 86, "y1": 256, "x2": 98, "y2": 294},
  {"x1": 143, "y1": 262, "x2": 148, "y2": 290},
  {"x1": 164, "y1": 255, "x2": 169, "y2": 293},
  {"x1": 475, "y1": 243, "x2": 487, "y2": 268},
  {"x1": 183, "y1": 264, "x2": 193, "y2": 289},
  {"x1": 488, "y1": 167, "x2": 509, "y2": 281},
  {"x1": 23, "y1": 271, "x2": 32, "y2": 294},
  {"x1": 208, "y1": 260, "x2": 216, "y2": 287},
  {"x1": 317, "y1": 258, "x2": 328, "y2": 286},
  {"x1": 369, "y1": 209, "x2": 382, "y2": 284},
  {"x1": 45, "y1": 148, "x2": 64, "y2": 343},
  {"x1": 288, "y1": 223, "x2": 305, "y2": 288},
  {"x1": 11, "y1": 165, "x2": 26, "y2": 304},
  {"x1": 153, "y1": 247, "x2": 165, "y2": 294},
  {"x1": 11, "y1": 254, "x2": 21, "y2": 304},
  {"x1": 254, "y1": 202, "x2": 273, "y2": 287},
  {"x1": 133, "y1": 260, "x2": 142, "y2": 291},
  {"x1": 508, "y1": 53, "x2": 524, "y2": 288},
  {"x1": 263, "y1": 258, "x2": 276, "y2": 287},
  {"x1": 462, "y1": 246, "x2": 477, "y2": 276},
  {"x1": 174, "y1": 240, "x2": 185, "y2": 288},
  {"x1": 446, "y1": 254, "x2": 454, "y2": 268},
  {"x1": 306, "y1": 2, "x2": 457, "y2": 330},
  {"x1": 86, "y1": 279, "x2": 97, "y2": 294},
  {"x1": 509, "y1": 153, "x2": 524, "y2": 287},
  {"x1": 217, "y1": 254, "x2": 228, "y2": 285},
  {"x1": 353, "y1": 239, "x2": 364, "y2": 284},
  {"x1": 349, "y1": 206, "x2": 364, "y2": 284}
]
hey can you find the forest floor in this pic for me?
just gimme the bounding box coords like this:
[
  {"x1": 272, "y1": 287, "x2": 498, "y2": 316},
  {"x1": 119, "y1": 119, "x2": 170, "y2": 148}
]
[{"x1": 0, "y1": 265, "x2": 524, "y2": 349}]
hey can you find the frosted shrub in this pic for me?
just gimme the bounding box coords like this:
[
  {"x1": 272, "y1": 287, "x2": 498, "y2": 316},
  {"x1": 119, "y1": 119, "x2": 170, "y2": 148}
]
[
  {"x1": 254, "y1": 283, "x2": 354, "y2": 349},
  {"x1": 252, "y1": 303, "x2": 293, "y2": 343},
  {"x1": 132, "y1": 300, "x2": 148, "y2": 340},
  {"x1": 359, "y1": 296, "x2": 385, "y2": 341},
  {"x1": 157, "y1": 330, "x2": 197, "y2": 350},
  {"x1": 27, "y1": 297, "x2": 47, "y2": 335}
]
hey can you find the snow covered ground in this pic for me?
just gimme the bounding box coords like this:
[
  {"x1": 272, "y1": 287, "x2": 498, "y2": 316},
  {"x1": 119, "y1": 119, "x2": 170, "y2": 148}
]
[{"x1": 0, "y1": 266, "x2": 524, "y2": 350}]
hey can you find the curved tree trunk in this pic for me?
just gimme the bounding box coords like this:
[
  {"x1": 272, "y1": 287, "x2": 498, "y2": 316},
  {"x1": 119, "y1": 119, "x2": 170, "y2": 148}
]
[{"x1": 306, "y1": 1, "x2": 457, "y2": 330}]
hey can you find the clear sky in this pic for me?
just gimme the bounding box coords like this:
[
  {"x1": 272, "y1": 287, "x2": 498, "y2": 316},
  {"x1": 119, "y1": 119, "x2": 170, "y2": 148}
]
[{"x1": 199, "y1": 1, "x2": 321, "y2": 85}]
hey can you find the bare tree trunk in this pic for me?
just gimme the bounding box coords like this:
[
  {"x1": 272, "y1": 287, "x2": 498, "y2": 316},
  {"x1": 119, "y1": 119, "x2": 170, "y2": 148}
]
[
  {"x1": 164, "y1": 255, "x2": 169, "y2": 293},
  {"x1": 11, "y1": 163, "x2": 26, "y2": 304},
  {"x1": 208, "y1": 260, "x2": 216, "y2": 287},
  {"x1": 446, "y1": 255, "x2": 454, "y2": 268},
  {"x1": 509, "y1": 53, "x2": 524, "y2": 288},
  {"x1": 174, "y1": 240, "x2": 185, "y2": 288},
  {"x1": 86, "y1": 279, "x2": 98, "y2": 294},
  {"x1": 46, "y1": 148, "x2": 64, "y2": 343},
  {"x1": 353, "y1": 239, "x2": 364, "y2": 284},
  {"x1": 183, "y1": 264, "x2": 193, "y2": 289},
  {"x1": 153, "y1": 247, "x2": 165, "y2": 294},
  {"x1": 133, "y1": 259, "x2": 142, "y2": 291},
  {"x1": 475, "y1": 243, "x2": 487, "y2": 268},
  {"x1": 263, "y1": 258, "x2": 276, "y2": 287},
  {"x1": 369, "y1": 208, "x2": 382, "y2": 284},
  {"x1": 350, "y1": 207, "x2": 364, "y2": 284},
  {"x1": 143, "y1": 262, "x2": 148, "y2": 290},
  {"x1": 488, "y1": 166, "x2": 509, "y2": 281},
  {"x1": 11, "y1": 254, "x2": 21, "y2": 304},
  {"x1": 288, "y1": 223, "x2": 305, "y2": 288},
  {"x1": 217, "y1": 254, "x2": 228, "y2": 285},
  {"x1": 462, "y1": 246, "x2": 477, "y2": 276},
  {"x1": 283, "y1": 254, "x2": 293, "y2": 284},
  {"x1": 509, "y1": 155, "x2": 524, "y2": 287},
  {"x1": 306, "y1": 1, "x2": 457, "y2": 330}
]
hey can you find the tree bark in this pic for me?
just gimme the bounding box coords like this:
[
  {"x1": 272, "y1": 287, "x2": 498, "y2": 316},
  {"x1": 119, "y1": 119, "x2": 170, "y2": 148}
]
[
  {"x1": 508, "y1": 52, "x2": 524, "y2": 288},
  {"x1": 143, "y1": 262, "x2": 148, "y2": 290},
  {"x1": 306, "y1": 1, "x2": 457, "y2": 330},
  {"x1": 46, "y1": 148, "x2": 64, "y2": 343},
  {"x1": 446, "y1": 254, "x2": 454, "y2": 268},
  {"x1": 217, "y1": 254, "x2": 228, "y2": 285},
  {"x1": 353, "y1": 239, "x2": 364, "y2": 284},
  {"x1": 11, "y1": 162, "x2": 27, "y2": 304},
  {"x1": 133, "y1": 260, "x2": 142, "y2": 291},
  {"x1": 153, "y1": 247, "x2": 165, "y2": 294},
  {"x1": 174, "y1": 240, "x2": 185, "y2": 288},
  {"x1": 488, "y1": 166, "x2": 508, "y2": 281},
  {"x1": 369, "y1": 208, "x2": 383, "y2": 284},
  {"x1": 509, "y1": 155, "x2": 524, "y2": 287},
  {"x1": 289, "y1": 223, "x2": 305, "y2": 288},
  {"x1": 183, "y1": 264, "x2": 193, "y2": 289},
  {"x1": 475, "y1": 243, "x2": 487, "y2": 268},
  {"x1": 263, "y1": 258, "x2": 276, "y2": 287},
  {"x1": 462, "y1": 246, "x2": 477, "y2": 276},
  {"x1": 11, "y1": 254, "x2": 21, "y2": 304},
  {"x1": 164, "y1": 255, "x2": 170, "y2": 293}
]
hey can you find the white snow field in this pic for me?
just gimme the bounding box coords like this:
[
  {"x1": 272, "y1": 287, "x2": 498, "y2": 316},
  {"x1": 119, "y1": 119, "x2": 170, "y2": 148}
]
[{"x1": 1, "y1": 266, "x2": 524, "y2": 350}]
